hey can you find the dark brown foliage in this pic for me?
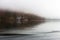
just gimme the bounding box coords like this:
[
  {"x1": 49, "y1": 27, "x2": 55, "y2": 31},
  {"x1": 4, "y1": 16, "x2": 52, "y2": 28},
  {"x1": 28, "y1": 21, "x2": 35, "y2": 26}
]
[{"x1": 0, "y1": 10, "x2": 45, "y2": 31}]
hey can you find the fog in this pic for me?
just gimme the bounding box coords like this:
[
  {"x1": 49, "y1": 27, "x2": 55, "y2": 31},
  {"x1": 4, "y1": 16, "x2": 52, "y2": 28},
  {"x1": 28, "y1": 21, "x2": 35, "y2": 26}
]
[{"x1": 0, "y1": 0, "x2": 60, "y2": 34}]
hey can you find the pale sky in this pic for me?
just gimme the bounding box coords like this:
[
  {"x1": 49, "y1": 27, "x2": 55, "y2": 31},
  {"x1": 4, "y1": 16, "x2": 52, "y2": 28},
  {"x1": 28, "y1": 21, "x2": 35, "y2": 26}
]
[{"x1": 0, "y1": 0, "x2": 60, "y2": 34}]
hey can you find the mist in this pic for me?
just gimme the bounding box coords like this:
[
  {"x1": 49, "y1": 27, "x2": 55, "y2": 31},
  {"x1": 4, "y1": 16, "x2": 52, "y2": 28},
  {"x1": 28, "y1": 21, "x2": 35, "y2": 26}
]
[{"x1": 0, "y1": 0, "x2": 60, "y2": 34}]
